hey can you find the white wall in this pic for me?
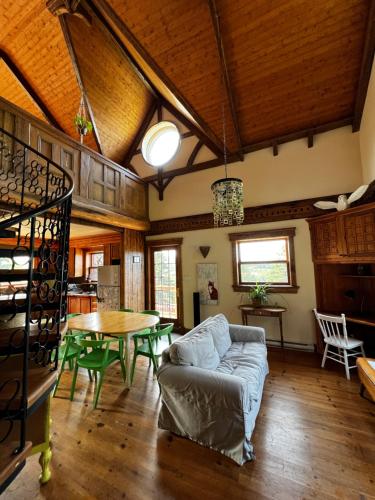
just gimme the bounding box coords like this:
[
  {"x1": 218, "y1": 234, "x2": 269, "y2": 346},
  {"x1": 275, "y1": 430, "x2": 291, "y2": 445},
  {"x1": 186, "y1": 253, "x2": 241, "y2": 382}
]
[
  {"x1": 147, "y1": 126, "x2": 363, "y2": 347},
  {"x1": 360, "y1": 62, "x2": 375, "y2": 184},
  {"x1": 149, "y1": 126, "x2": 362, "y2": 220}
]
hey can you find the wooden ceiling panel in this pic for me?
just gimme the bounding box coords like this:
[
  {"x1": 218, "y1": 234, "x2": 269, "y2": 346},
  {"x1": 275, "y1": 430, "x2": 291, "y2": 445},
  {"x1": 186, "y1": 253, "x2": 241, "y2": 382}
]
[
  {"x1": 217, "y1": 0, "x2": 369, "y2": 145},
  {"x1": 67, "y1": 10, "x2": 154, "y2": 164},
  {"x1": 105, "y1": 0, "x2": 240, "y2": 152},
  {"x1": 0, "y1": 0, "x2": 98, "y2": 148},
  {"x1": 0, "y1": 59, "x2": 47, "y2": 122}
]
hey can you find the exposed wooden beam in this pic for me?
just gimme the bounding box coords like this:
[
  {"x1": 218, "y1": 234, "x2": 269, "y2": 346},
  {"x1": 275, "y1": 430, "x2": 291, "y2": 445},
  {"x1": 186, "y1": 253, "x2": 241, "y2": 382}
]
[
  {"x1": 47, "y1": 0, "x2": 92, "y2": 25},
  {"x1": 272, "y1": 142, "x2": 278, "y2": 157},
  {"x1": 91, "y1": 0, "x2": 225, "y2": 155},
  {"x1": 122, "y1": 99, "x2": 158, "y2": 167},
  {"x1": 157, "y1": 102, "x2": 163, "y2": 122},
  {"x1": 352, "y1": 0, "x2": 375, "y2": 132},
  {"x1": 59, "y1": 15, "x2": 103, "y2": 154},
  {"x1": 307, "y1": 131, "x2": 314, "y2": 148},
  {"x1": 208, "y1": 0, "x2": 242, "y2": 151},
  {"x1": 241, "y1": 117, "x2": 353, "y2": 155},
  {"x1": 187, "y1": 140, "x2": 203, "y2": 167},
  {"x1": 144, "y1": 154, "x2": 239, "y2": 183},
  {"x1": 0, "y1": 49, "x2": 63, "y2": 132},
  {"x1": 162, "y1": 99, "x2": 222, "y2": 157}
]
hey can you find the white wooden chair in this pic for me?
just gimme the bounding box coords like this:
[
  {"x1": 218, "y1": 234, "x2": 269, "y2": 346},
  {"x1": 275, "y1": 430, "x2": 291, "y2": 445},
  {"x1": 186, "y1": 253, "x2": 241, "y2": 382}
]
[{"x1": 313, "y1": 309, "x2": 365, "y2": 380}]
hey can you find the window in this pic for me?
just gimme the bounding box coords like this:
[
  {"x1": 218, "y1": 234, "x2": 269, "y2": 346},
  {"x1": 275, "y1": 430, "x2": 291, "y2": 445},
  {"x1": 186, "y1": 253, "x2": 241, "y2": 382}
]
[
  {"x1": 230, "y1": 228, "x2": 298, "y2": 293},
  {"x1": 88, "y1": 252, "x2": 103, "y2": 282},
  {"x1": 141, "y1": 121, "x2": 180, "y2": 167}
]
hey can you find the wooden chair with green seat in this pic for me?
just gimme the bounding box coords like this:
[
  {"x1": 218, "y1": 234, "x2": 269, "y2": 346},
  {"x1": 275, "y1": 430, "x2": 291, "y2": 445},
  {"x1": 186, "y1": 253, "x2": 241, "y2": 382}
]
[
  {"x1": 119, "y1": 308, "x2": 134, "y2": 312},
  {"x1": 131, "y1": 323, "x2": 174, "y2": 383},
  {"x1": 70, "y1": 337, "x2": 127, "y2": 409}
]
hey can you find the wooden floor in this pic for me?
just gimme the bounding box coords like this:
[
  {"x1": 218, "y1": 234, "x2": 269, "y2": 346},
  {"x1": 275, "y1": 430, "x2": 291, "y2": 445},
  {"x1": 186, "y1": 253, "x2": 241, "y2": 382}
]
[{"x1": 4, "y1": 349, "x2": 375, "y2": 500}]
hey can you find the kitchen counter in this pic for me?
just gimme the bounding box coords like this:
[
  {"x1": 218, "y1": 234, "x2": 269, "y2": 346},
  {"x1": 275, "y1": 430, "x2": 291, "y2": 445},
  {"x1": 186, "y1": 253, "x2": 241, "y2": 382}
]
[{"x1": 67, "y1": 292, "x2": 97, "y2": 297}]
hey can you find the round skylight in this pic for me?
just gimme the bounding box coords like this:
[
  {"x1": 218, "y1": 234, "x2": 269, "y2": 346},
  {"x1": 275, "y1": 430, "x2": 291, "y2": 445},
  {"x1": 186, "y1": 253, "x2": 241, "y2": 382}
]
[{"x1": 141, "y1": 121, "x2": 180, "y2": 168}]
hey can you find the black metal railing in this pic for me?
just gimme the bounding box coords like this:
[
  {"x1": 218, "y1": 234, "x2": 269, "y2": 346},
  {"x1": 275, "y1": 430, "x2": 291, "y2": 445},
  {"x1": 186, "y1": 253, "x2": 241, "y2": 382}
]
[{"x1": 0, "y1": 127, "x2": 73, "y2": 486}]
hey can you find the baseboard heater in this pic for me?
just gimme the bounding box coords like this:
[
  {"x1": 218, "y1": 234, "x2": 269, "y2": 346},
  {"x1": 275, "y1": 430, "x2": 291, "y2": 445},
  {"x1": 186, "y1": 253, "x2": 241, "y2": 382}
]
[{"x1": 266, "y1": 339, "x2": 314, "y2": 352}]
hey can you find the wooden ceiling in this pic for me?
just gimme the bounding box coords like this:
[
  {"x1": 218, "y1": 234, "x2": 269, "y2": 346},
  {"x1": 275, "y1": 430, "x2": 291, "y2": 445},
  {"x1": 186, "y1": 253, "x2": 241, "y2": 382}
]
[{"x1": 0, "y1": 0, "x2": 373, "y2": 180}]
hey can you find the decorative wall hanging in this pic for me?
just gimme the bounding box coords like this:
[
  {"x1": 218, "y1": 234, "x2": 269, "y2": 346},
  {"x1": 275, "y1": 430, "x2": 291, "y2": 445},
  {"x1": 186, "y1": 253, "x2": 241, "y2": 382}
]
[
  {"x1": 314, "y1": 184, "x2": 369, "y2": 211},
  {"x1": 197, "y1": 263, "x2": 219, "y2": 305},
  {"x1": 199, "y1": 246, "x2": 211, "y2": 258}
]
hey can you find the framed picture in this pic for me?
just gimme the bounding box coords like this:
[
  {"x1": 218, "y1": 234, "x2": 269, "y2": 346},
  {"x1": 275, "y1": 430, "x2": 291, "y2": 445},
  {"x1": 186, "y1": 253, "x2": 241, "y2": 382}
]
[{"x1": 197, "y1": 263, "x2": 219, "y2": 305}]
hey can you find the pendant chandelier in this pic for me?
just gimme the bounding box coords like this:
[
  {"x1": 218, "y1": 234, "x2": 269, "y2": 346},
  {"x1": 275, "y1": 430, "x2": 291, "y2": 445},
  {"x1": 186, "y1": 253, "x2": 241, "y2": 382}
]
[{"x1": 211, "y1": 103, "x2": 244, "y2": 227}]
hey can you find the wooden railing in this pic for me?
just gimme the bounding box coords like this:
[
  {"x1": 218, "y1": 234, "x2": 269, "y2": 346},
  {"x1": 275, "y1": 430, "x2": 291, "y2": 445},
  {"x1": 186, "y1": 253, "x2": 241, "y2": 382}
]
[{"x1": 0, "y1": 97, "x2": 149, "y2": 231}]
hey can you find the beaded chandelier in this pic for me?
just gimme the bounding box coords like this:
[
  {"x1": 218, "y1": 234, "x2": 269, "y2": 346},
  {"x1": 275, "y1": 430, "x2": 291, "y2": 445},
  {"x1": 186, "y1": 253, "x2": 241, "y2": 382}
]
[
  {"x1": 211, "y1": 176, "x2": 244, "y2": 226},
  {"x1": 211, "y1": 103, "x2": 244, "y2": 227}
]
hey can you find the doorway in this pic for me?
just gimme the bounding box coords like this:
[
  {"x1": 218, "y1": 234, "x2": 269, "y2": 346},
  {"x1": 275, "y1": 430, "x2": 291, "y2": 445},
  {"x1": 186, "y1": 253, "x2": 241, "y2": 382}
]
[{"x1": 147, "y1": 239, "x2": 183, "y2": 330}]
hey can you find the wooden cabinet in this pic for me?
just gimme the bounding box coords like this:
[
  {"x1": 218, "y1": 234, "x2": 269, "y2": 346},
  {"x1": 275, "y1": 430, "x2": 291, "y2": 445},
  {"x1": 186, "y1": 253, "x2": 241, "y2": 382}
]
[
  {"x1": 308, "y1": 202, "x2": 375, "y2": 263},
  {"x1": 68, "y1": 295, "x2": 97, "y2": 314}
]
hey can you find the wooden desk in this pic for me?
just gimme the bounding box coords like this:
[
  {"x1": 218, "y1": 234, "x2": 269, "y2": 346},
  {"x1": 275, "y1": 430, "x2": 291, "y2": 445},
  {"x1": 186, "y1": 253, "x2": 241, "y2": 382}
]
[
  {"x1": 318, "y1": 311, "x2": 375, "y2": 328},
  {"x1": 239, "y1": 305, "x2": 287, "y2": 348},
  {"x1": 68, "y1": 312, "x2": 159, "y2": 389}
]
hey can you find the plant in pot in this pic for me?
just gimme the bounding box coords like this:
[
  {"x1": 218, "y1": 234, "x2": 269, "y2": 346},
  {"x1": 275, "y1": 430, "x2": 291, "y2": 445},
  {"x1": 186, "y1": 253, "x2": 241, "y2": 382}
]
[
  {"x1": 249, "y1": 282, "x2": 269, "y2": 307},
  {"x1": 74, "y1": 114, "x2": 93, "y2": 138}
]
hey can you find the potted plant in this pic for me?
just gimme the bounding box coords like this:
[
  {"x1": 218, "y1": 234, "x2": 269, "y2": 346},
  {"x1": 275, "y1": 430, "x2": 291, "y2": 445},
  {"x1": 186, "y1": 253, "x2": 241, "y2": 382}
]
[
  {"x1": 74, "y1": 114, "x2": 93, "y2": 137},
  {"x1": 249, "y1": 282, "x2": 269, "y2": 307}
]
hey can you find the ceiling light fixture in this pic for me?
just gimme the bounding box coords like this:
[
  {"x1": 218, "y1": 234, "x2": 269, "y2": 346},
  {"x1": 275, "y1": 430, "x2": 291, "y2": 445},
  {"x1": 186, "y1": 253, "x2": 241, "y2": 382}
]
[{"x1": 211, "y1": 102, "x2": 244, "y2": 227}]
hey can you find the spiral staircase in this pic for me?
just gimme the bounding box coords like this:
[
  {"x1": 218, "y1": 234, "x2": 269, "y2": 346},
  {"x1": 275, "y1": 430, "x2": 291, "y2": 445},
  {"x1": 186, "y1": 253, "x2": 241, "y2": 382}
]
[{"x1": 0, "y1": 127, "x2": 73, "y2": 492}]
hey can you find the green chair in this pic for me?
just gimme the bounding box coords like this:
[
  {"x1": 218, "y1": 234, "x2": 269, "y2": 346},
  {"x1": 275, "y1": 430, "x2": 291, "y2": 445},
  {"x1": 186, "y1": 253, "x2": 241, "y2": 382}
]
[
  {"x1": 131, "y1": 323, "x2": 174, "y2": 383},
  {"x1": 54, "y1": 313, "x2": 95, "y2": 396},
  {"x1": 119, "y1": 308, "x2": 134, "y2": 312},
  {"x1": 140, "y1": 310, "x2": 160, "y2": 317},
  {"x1": 70, "y1": 337, "x2": 126, "y2": 409}
]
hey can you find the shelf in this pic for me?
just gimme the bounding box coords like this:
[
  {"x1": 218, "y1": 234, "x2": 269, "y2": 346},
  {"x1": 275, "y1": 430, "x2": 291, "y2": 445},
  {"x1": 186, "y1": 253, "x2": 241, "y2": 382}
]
[
  {"x1": 0, "y1": 441, "x2": 32, "y2": 493},
  {"x1": 0, "y1": 365, "x2": 56, "y2": 414}
]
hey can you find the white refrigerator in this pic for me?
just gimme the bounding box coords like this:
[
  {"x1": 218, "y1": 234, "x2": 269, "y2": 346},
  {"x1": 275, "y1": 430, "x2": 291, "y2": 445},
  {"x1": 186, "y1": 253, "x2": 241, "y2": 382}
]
[{"x1": 97, "y1": 265, "x2": 120, "y2": 311}]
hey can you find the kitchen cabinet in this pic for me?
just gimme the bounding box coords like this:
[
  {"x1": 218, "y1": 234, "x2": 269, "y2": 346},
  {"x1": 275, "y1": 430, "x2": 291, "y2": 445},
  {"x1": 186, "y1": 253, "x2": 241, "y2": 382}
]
[{"x1": 68, "y1": 295, "x2": 97, "y2": 314}]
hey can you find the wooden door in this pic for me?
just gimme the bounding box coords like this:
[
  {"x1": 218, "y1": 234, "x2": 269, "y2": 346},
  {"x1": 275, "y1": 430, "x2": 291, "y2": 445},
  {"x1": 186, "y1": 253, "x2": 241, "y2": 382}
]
[{"x1": 147, "y1": 239, "x2": 183, "y2": 330}]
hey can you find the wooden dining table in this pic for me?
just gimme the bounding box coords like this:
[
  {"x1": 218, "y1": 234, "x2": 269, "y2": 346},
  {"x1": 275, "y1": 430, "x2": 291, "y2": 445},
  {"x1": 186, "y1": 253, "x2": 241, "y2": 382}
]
[{"x1": 67, "y1": 311, "x2": 159, "y2": 389}]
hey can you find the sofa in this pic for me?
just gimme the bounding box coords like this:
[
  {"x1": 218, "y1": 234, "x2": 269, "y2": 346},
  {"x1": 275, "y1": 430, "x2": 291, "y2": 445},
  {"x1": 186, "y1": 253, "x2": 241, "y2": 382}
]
[{"x1": 157, "y1": 313, "x2": 268, "y2": 465}]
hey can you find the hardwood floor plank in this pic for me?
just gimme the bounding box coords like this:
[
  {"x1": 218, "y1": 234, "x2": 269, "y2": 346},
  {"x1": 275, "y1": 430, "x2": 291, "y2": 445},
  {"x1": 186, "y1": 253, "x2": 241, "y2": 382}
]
[{"x1": 4, "y1": 349, "x2": 375, "y2": 500}]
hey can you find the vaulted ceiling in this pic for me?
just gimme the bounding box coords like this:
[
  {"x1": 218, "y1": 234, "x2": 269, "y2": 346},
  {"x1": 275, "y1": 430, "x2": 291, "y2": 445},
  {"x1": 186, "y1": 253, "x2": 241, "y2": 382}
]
[{"x1": 0, "y1": 0, "x2": 373, "y2": 180}]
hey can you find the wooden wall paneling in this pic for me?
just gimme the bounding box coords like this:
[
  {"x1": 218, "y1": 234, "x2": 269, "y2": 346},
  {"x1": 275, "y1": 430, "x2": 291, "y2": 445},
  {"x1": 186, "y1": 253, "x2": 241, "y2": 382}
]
[
  {"x1": 123, "y1": 229, "x2": 145, "y2": 312},
  {"x1": 0, "y1": 97, "x2": 149, "y2": 228}
]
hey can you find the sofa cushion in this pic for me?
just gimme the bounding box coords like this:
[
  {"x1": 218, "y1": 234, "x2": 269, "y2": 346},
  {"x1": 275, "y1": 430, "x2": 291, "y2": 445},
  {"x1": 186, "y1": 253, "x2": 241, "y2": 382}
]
[
  {"x1": 205, "y1": 314, "x2": 232, "y2": 358},
  {"x1": 169, "y1": 327, "x2": 220, "y2": 370},
  {"x1": 215, "y1": 342, "x2": 268, "y2": 401}
]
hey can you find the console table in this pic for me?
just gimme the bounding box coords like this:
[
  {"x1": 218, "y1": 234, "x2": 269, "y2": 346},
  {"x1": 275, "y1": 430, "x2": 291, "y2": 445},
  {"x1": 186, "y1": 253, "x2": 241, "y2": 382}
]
[{"x1": 239, "y1": 305, "x2": 287, "y2": 348}]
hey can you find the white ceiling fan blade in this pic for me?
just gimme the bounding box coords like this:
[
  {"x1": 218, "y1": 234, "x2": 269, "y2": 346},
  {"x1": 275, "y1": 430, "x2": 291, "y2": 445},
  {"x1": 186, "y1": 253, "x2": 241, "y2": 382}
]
[
  {"x1": 314, "y1": 201, "x2": 337, "y2": 210},
  {"x1": 347, "y1": 184, "x2": 368, "y2": 204}
]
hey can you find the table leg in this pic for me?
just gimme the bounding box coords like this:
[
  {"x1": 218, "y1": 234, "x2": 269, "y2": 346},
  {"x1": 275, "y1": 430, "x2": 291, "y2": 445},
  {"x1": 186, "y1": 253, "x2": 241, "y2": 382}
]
[
  {"x1": 279, "y1": 314, "x2": 284, "y2": 349},
  {"x1": 125, "y1": 335, "x2": 131, "y2": 389}
]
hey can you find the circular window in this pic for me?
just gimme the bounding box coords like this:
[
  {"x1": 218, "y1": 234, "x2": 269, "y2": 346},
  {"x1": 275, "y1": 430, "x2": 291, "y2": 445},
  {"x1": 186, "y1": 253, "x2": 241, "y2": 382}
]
[{"x1": 141, "y1": 121, "x2": 180, "y2": 168}]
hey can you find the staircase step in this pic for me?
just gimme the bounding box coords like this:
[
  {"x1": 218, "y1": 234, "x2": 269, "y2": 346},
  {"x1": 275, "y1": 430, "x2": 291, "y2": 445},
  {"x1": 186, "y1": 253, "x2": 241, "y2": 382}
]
[
  {"x1": 0, "y1": 441, "x2": 32, "y2": 494},
  {"x1": 0, "y1": 271, "x2": 57, "y2": 282},
  {"x1": 0, "y1": 229, "x2": 16, "y2": 238}
]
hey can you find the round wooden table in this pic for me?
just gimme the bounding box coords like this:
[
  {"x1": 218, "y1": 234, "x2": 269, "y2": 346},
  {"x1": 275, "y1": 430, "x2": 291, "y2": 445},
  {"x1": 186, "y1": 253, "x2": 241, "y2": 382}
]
[
  {"x1": 68, "y1": 311, "x2": 159, "y2": 389},
  {"x1": 239, "y1": 305, "x2": 287, "y2": 348}
]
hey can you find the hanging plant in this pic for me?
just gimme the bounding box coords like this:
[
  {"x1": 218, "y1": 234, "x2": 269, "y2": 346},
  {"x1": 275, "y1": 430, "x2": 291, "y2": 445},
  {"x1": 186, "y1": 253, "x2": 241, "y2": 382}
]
[
  {"x1": 74, "y1": 114, "x2": 93, "y2": 137},
  {"x1": 74, "y1": 96, "x2": 93, "y2": 141}
]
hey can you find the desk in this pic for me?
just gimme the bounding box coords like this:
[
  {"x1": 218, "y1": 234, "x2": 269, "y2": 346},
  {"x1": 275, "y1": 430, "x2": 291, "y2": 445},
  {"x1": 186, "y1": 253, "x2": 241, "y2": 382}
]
[
  {"x1": 357, "y1": 358, "x2": 375, "y2": 402},
  {"x1": 319, "y1": 311, "x2": 375, "y2": 328},
  {"x1": 239, "y1": 305, "x2": 287, "y2": 348},
  {"x1": 68, "y1": 311, "x2": 159, "y2": 389}
]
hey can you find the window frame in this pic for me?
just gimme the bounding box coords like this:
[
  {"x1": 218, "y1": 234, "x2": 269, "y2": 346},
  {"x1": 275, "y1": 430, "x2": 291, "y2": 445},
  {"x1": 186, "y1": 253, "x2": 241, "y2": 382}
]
[
  {"x1": 88, "y1": 251, "x2": 104, "y2": 282},
  {"x1": 229, "y1": 228, "x2": 299, "y2": 293}
]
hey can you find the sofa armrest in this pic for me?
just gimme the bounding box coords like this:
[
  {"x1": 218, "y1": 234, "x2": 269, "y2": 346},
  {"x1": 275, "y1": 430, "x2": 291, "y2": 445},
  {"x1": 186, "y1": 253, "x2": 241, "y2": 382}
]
[
  {"x1": 228, "y1": 324, "x2": 266, "y2": 344},
  {"x1": 157, "y1": 363, "x2": 248, "y2": 410}
]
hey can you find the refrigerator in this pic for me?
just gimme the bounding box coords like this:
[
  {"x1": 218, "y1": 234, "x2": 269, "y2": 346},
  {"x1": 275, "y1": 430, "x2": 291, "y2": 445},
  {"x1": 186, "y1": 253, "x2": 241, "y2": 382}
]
[{"x1": 97, "y1": 265, "x2": 120, "y2": 311}]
